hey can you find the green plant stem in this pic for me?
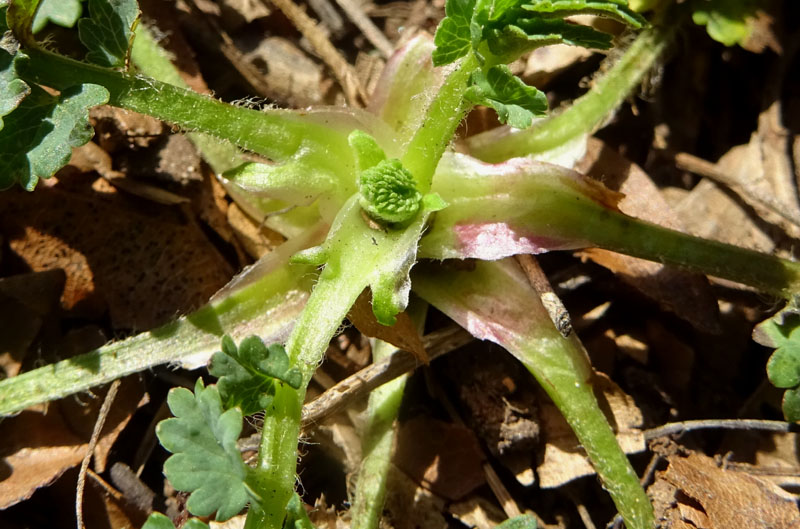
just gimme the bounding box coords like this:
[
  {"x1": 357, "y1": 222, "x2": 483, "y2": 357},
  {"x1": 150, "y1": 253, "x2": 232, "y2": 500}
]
[
  {"x1": 129, "y1": 24, "x2": 243, "y2": 174},
  {"x1": 412, "y1": 260, "x2": 654, "y2": 529},
  {"x1": 401, "y1": 53, "x2": 479, "y2": 192},
  {"x1": 585, "y1": 211, "x2": 800, "y2": 299},
  {"x1": 467, "y1": 23, "x2": 672, "y2": 162},
  {"x1": 18, "y1": 48, "x2": 351, "y2": 166},
  {"x1": 246, "y1": 267, "x2": 366, "y2": 529},
  {"x1": 349, "y1": 325, "x2": 421, "y2": 529}
]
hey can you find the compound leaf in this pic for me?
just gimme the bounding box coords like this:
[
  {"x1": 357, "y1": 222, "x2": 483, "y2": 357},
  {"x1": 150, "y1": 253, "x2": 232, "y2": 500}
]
[
  {"x1": 0, "y1": 79, "x2": 109, "y2": 190},
  {"x1": 156, "y1": 379, "x2": 257, "y2": 521},
  {"x1": 142, "y1": 513, "x2": 209, "y2": 529},
  {"x1": 31, "y1": 0, "x2": 81, "y2": 32},
  {"x1": 465, "y1": 65, "x2": 547, "y2": 129},
  {"x1": 208, "y1": 335, "x2": 302, "y2": 416},
  {"x1": 78, "y1": 0, "x2": 139, "y2": 68}
]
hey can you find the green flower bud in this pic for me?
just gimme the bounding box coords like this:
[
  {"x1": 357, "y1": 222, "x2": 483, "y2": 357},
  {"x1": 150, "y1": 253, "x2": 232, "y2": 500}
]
[{"x1": 358, "y1": 159, "x2": 422, "y2": 224}]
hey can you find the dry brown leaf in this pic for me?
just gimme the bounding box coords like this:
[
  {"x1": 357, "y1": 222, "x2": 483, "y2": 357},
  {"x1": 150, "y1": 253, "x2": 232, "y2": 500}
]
[
  {"x1": 656, "y1": 451, "x2": 800, "y2": 529},
  {"x1": 220, "y1": 0, "x2": 271, "y2": 23},
  {"x1": 0, "y1": 379, "x2": 145, "y2": 509},
  {"x1": 394, "y1": 416, "x2": 486, "y2": 500},
  {"x1": 347, "y1": 290, "x2": 428, "y2": 364},
  {"x1": 384, "y1": 465, "x2": 448, "y2": 529},
  {"x1": 240, "y1": 36, "x2": 326, "y2": 107},
  {"x1": 576, "y1": 138, "x2": 721, "y2": 334},
  {"x1": 83, "y1": 472, "x2": 144, "y2": 529},
  {"x1": 0, "y1": 270, "x2": 64, "y2": 378},
  {"x1": 537, "y1": 372, "x2": 644, "y2": 488},
  {"x1": 719, "y1": 431, "x2": 800, "y2": 492},
  {"x1": 309, "y1": 495, "x2": 349, "y2": 529},
  {"x1": 449, "y1": 496, "x2": 507, "y2": 529},
  {"x1": 0, "y1": 177, "x2": 233, "y2": 330},
  {"x1": 669, "y1": 179, "x2": 775, "y2": 254},
  {"x1": 522, "y1": 44, "x2": 593, "y2": 87}
]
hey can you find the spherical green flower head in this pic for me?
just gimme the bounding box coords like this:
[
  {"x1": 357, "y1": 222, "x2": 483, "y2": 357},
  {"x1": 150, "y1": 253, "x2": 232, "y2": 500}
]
[{"x1": 358, "y1": 159, "x2": 422, "y2": 224}]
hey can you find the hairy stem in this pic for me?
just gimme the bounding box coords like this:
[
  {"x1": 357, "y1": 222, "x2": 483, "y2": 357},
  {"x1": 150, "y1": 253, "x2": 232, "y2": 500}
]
[
  {"x1": 466, "y1": 23, "x2": 672, "y2": 162},
  {"x1": 247, "y1": 267, "x2": 366, "y2": 529},
  {"x1": 129, "y1": 24, "x2": 243, "y2": 174},
  {"x1": 18, "y1": 48, "x2": 351, "y2": 165},
  {"x1": 401, "y1": 53, "x2": 479, "y2": 192}
]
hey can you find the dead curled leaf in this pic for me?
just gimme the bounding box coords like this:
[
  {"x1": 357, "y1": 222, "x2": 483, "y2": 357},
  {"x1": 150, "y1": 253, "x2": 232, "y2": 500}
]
[
  {"x1": 651, "y1": 451, "x2": 800, "y2": 529},
  {"x1": 347, "y1": 290, "x2": 428, "y2": 363}
]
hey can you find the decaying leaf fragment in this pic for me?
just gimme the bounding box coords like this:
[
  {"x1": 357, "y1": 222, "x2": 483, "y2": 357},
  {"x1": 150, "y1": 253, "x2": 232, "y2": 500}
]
[{"x1": 652, "y1": 451, "x2": 800, "y2": 528}]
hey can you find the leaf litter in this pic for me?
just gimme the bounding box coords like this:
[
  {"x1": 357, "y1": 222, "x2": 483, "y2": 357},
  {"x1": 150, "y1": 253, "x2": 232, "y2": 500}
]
[{"x1": 3, "y1": 0, "x2": 800, "y2": 528}]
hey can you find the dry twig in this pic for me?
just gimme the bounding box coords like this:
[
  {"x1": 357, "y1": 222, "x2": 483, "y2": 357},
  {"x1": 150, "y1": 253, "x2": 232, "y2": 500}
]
[{"x1": 76, "y1": 379, "x2": 122, "y2": 529}]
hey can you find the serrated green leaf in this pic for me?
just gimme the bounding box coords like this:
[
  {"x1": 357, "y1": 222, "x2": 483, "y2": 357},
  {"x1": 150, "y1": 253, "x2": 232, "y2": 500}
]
[
  {"x1": 31, "y1": 0, "x2": 81, "y2": 33},
  {"x1": 486, "y1": 18, "x2": 614, "y2": 60},
  {"x1": 465, "y1": 65, "x2": 547, "y2": 128},
  {"x1": 520, "y1": 0, "x2": 644, "y2": 28},
  {"x1": 208, "y1": 335, "x2": 302, "y2": 415},
  {"x1": 142, "y1": 513, "x2": 210, "y2": 529},
  {"x1": 78, "y1": 0, "x2": 139, "y2": 68},
  {"x1": 0, "y1": 80, "x2": 109, "y2": 190},
  {"x1": 691, "y1": 0, "x2": 757, "y2": 47},
  {"x1": 156, "y1": 379, "x2": 257, "y2": 521},
  {"x1": 782, "y1": 387, "x2": 800, "y2": 423},
  {"x1": 0, "y1": 48, "x2": 31, "y2": 131},
  {"x1": 432, "y1": 0, "x2": 476, "y2": 66},
  {"x1": 496, "y1": 515, "x2": 537, "y2": 529}
]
